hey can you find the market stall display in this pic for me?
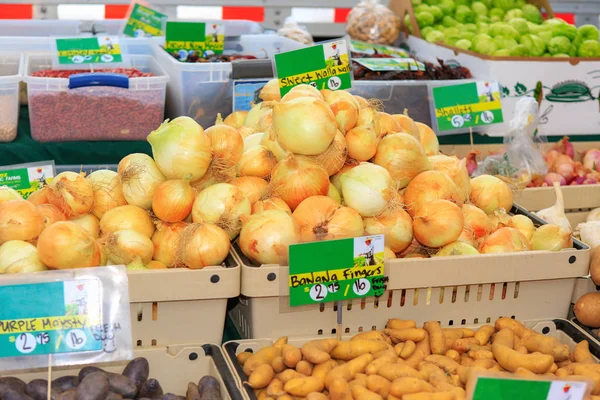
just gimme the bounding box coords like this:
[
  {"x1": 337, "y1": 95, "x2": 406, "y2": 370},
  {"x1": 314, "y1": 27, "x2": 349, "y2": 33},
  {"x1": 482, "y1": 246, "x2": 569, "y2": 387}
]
[{"x1": 0, "y1": 52, "x2": 22, "y2": 143}]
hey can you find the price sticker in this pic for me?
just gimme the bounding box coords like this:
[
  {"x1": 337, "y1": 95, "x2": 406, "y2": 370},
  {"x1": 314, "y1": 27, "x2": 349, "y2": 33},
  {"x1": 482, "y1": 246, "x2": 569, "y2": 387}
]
[
  {"x1": 54, "y1": 37, "x2": 124, "y2": 66},
  {"x1": 0, "y1": 161, "x2": 55, "y2": 199},
  {"x1": 432, "y1": 81, "x2": 504, "y2": 132},
  {"x1": 288, "y1": 235, "x2": 387, "y2": 307},
  {"x1": 470, "y1": 376, "x2": 589, "y2": 400},
  {"x1": 165, "y1": 22, "x2": 224, "y2": 61},
  {"x1": 273, "y1": 38, "x2": 352, "y2": 97},
  {"x1": 123, "y1": 3, "x2": 167, "y2": 38}
]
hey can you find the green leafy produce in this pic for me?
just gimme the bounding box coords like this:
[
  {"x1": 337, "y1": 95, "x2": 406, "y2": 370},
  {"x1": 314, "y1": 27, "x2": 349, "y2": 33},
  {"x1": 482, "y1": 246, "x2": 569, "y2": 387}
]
[
  {"x1": 476, "y1": 15, "x2": 491, "y2": 23},
  {"x1": 493, "y1": 0, "x2": 516, "y2": 12},
  {"x1": 477, "y1": 21, "x2": 490, "y2": 33},
  {"x1": 494, "y1": 49, "x2": 512, "y2": 56},
  {"x1": 547, "y1": 36, "x2": 571, "y2": 55},
  {"x1": 438, "y1": 0, "x2": 457, "y2": 14},
  {"x1": 578, "y1": 40, "x2": 600, "y2": 57},
  {"x1": 460, "y1": 31, "x2": 476, "y2": 40},
  {"x1": 521, "y1": 4, "x2": 543, "y2": 24},
  {"x1": 489, "y1": 8, "x2": 505, "y2": 20},
  {"x1": 504, "y1": 9, "x2": 524, "y2": 21},
  {"x1": 443, "y1": 15, "x2": 459, "y2": 27},
  {"x1": 576, "y1": 24, "x2": 599, "y2": 42},
  {"x1": 429, "y1": 5, "x2": 444, "y2": 21},
  {"x1": 471, "y1": 1, "x2": 489, "y2": 16},
  {"x1": 426, "y1": 30, "x2": 446, "y2": 42},
  {"x1": 508, "y1": 18, "x2": 529, "y2": 35},
  {"x1": 456, "y1": 0, "x2": 470, "y2": 6},
  {"x1": 421, "y1": 26, "x2": 435, "y2": 38},
  {"x1": 415, "y1": 4, "x2": 431, "y2": 13},
  {"x1": 445, "y1": 26, "x2": 461, "y2": 36},
  {"x1": 538, "y1": 30, "x2": 553, "y2": 44},
  {"x1": 472, "y1": 33, "x2": 493, "y2": 47},
  {"x1": 519, "y1": 34, "x2": 546, "y2": 56},
  {"x1": 473, "y1": 36, "x2": 498, "y2": 54},
  {"x1": 417, "y1": 11, "x2": 436, "y2": 27},
  {"x1": 464, "y1": 23, "x2": 478, "y2": 32},
  {"x1": 510, "y1": 43, "x2": 530, "y2": 56},
  {"x1": 493, "y1": 35, "x2": 518, "y2": 50},
  {"x1": 456, "y1": 39, "x2": 473, "y2": 49},
  {"x1": 455, "y1": 5, "x2": 475, "y2": 23},
  {"x1": 489, "y1": 22, "x2": 520, "y2": 40},
  {"x1": 446, "y1": 35, "x2": 461, "y2": 45},
  {"x1": 552, "y1": 53, "x2": 569, "y2": 57},
  {"x1": 552, "y1": 24, "x2": 577, "y2": 41}
]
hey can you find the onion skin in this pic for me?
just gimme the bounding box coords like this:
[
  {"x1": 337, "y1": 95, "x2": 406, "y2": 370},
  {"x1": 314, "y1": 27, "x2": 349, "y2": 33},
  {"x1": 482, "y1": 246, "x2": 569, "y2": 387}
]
[
  {"x1": 469, "y1": 175, "x2": 513, "y2": 214},
  {"x1": 403, "y1": 170, "x2": 463, "y2": 217},
  {"x1": 206, "y1": 115, "x2": 244, "y2": 166},
  {"x1": 0, "y1": 200, "x2": 45, "y2": 245},
  {"x1": 231, "y1": 176, "x2": 268, "y2": 205},
  {"x1": 378, "y1": 112, "x2": 402, "y2": 137},
  {"x1": 106, "y1": 229, "x2": 154, "y2": 265},
  {"x1": 27, "y1": 187, "x2": 51, "y2": 206},
  {"x1": 331, "y1": 161, "x2": 360, "y2": 195},
  {"x1": 345, "y1": 125, "x2": 378, "y2": 162},
  {"x1": 70, "y1": 214, "x2": 100, "y2": 239},
  {"x1": 478, "y1": 227, "x2": 531, "y2": 254},
  {"x1": 37, "y1": 221, "x2": 102, "y2": 269},
  {"x1": 237, "y1": 146, "x2": 277, "y2": 179},
  {"x1": 428, "y1": 155, "x2": 470, "y2": 202},
  {"x1": 192, "y1": 183, "x2": 251, "y2": 239},
  {"x1": 239, "y1": 210, "x2": 301, "y2": 265},
  {"x1": 364, "y1": 207, "x2": 413, "y2": 253},
  {"x1": 507, "y1": 214, "x2": 535, "y2": 241},
  {"x1": 357, "y1": 108, "x2": 381, "y2": 138},
  {"x1": 118, "y1": 153, "x2": 167, "y2": 209},
  {"x1": 152, "y1": 222, "x2": 188, "y2": 267},
  {"x1": 223, "y1": 111, "x2": 248, "y2": 129},
  {"x1": 354, "y1": 95, "x2": 369, "y2": 109},
  {"x1": 252, "y1": 197, "x2": 292, "y2": 215},
  {"x1": 37, "y1": 204, "x2": 66, "y2": 229},
  {"x1": 373, "y1": 133, "x2": 432, "y2": 189},
  {"x1": 327, "y1": 183, "x2": 342, "y2": 204},
  {"x1": 462, "y1": 204, "x2": 494, "y2": 239},
  {"x1": 435, "y1": 241, "x2": 479, "y2": 257},
  {"x1": 87, "y1": 170, "x2": 127, "y2": 219},
  {"x1": 177, "y1": 223, "x2": 231, "y2": 269},
  {"x1": 413, "y1": 199, "x2": 464, "y2": 248},
  {"x1": 530, "y1": 224, "x2": 572, "y2": 251},
  {"x1": 152, "y1": 179, "x2": 195, "y2": 223},
  {"x1": 292, "y1": 196, "x2": 363, "y2": 242},
  {"x1": 323, "y1": 90, "x2": 359, "y2": 133},
  {"x1": 0, "y1": 186, "x2": 22, "y2": 205},
  {"x1": 269, "y1": 155, "x2": 330, "y2": 211},
  {"x1": 100, "y1": 205, "x2": 155, "y2": 238},
  {"x1": 415, "y1": 122, "x2": 439, "y2": 156},
  {"x1": 259, "y1": 79, "x2": 281, "y2": 102},
  {"x1": 393, "y1": 114, "x2": 421, "y2": 141},
  {"x1": 299, "y1": 130, "x2": 347, "y2": 176},
  {"x1": 48, "y1": 172, "x2": 94, "y2": 219}
]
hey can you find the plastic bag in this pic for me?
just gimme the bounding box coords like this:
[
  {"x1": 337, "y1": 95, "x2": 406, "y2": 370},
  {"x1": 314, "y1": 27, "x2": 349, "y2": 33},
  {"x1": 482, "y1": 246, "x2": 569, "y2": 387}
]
[
  {"x1": 474, "y1": 97, "x2": 548, "y2": 184},
  {"x1": 278, "y1": 17, "x2": 313, "y2": 45},
  {"x1": 346, "y1": 0, "x2": 401, "y2": 45}
]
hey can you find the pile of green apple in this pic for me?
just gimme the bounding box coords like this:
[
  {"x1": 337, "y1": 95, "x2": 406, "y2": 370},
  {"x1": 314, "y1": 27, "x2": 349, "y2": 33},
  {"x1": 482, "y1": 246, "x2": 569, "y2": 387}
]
[{"x1": 408, "y1": 0, "x2": 600, "y2": 57}]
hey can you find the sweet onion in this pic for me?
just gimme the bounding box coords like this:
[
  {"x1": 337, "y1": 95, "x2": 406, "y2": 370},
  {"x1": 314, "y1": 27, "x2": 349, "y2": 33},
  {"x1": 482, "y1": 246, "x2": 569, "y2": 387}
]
[
  {"x1": 374, "y1": 133, "x2": 431, "y2": 189},
  {"x1": 507, "y1": 215, "x2": 535, "y2": 241},
  {"x1": 48, "y1": 172, "x2": 94, "y2": 218},
  {"x1": 428, "y1": 155, "x2": 470, "y2": 202},
  {"x1": 379, "y1": 112, "x2": 402, "y2": 137},
  {"x1": 237, "y1": 146, "x2": 277, "y2": 179},
  {"x1": 470, "y1": 175, "x2": 513, "y2": 214},
  {"x1": 152, "y1": 179, "x2": 195, "y2": 222},
  {"x1": 416, "y1": 122, "x2": 439, "y2": 155},
  {"x1": 192, "y1": 183, "x2": 251, "y2": 239},
  {"x1": 478, "y1": 227, "x2": 530, "y2": 254},
  {"x1": 106, "y1": 229, "x2": 154, "y2": 265},
  {"x1": 292, "y1": 196, "x2": 363, "y2": 242},
  {"x1": 223, "y1": 111, "x2": 248, "y2": 128},
  {"x1": 0, "y1": 200, "x2": 45, "y2": 244},
  {"x1": 364, "y1": 207, "x2": 413, "y2": 253},
  {"x1": 323, "y1": 90, "x2": 359, "y2": 133},
  {"x1": 0, "y1": 186, "x2": 21, "y2": 205},
  {"x1": 346, "y1": 124, "x2": 378, "y2": 162},
  {"x1": 37, "y1": 221, "x2": 102, "y2": 269},
  {"x1": 86, "y1": 170, "x2": 127, "y2": 219},
  {"x1": 403, "y1": 170, "x2": 463, "y2": 217},
  {"x1": 340, "y1": 162, "x2": 396, "y2": 217},
  {"x1": 70, "y1": 214, "x2": 100, "y2": 239},
  {"x1": 206, "y1": 114, "x2": 244, "y2": 168},
  {"x1": 118, "y1": 153, "x2": 166, "y2": 209},
  {"x1": 152, "y1": 222, "x2": 188, "y2": 267},
  {"x1": 99, "y1": 205, "x2": 155, "y2": 238},
  {"x1": 436, "y1": 241, "x2": 479, "y2": 257},
  {"x1": 37, "y1": 204, "x2": 66, "y2": 228},
  {"x1": 231, "y1": 177, "x2": 268, "y2": 205},
  {"x1": 300, "y1": 130, "x2": 347, "y2": 176},
  {"x1": 252, "y1": 197, "x2": 292, "y2": 215},
  {"x1": 530, "y1": 224, "x2": 572, "y2": 251},
  {"x1": 462, "y1": 204, "x2": 494, "y2": 239},
  {"x1": 413, "y1": 199, "x2": 464, "y2": 248},
  {"x1": 0, "y1": 240, "x2": 46, "y2": 274},
  {"x1": 177, "y1": 223, "x2": 230, "y2": 268}
]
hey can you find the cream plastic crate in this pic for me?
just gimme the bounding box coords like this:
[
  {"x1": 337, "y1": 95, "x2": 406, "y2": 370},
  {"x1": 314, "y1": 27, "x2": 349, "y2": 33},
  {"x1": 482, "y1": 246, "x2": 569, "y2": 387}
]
[
  {"x1": 0, "y1": 343, "x2": 244, "y2": 400},
  {"x1": 229, "y1": 205, "x2": 589, "y2": 339},
  {"x1": 440, "y1": 142, "x2": 600, "y2": 226},
  {"x1": 127, "y1": 252, "x2": 240, "y2": 346},
  {"x1": 223, "y1": 319, "x2": 600, "y2": 392}
]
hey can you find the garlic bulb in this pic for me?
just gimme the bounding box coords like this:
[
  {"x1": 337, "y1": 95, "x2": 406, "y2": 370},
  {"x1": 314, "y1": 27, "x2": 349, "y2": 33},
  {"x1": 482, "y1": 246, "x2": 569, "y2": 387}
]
[
  {"x1": 576, "y1": 221, "x2": 600, "y2": 250},
  {"x1": 534, "y1": 182, "x2": 571, "y2": 232}
]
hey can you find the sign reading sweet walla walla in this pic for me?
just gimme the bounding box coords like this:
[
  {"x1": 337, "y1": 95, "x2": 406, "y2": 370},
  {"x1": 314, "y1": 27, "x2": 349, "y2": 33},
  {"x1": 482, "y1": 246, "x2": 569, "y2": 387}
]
[
  {"x1": 288, "y1": 235, "x2": 385, "y2": 307},
  {"x1": 274, "y1": 39, "x2": 352, "y2": 97}
]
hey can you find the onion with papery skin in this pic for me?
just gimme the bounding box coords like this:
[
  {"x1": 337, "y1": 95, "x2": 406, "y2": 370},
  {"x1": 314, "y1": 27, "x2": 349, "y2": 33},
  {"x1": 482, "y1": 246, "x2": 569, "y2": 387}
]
[
  {"x1": 292, "y1": 196, "x2": 363, "y2": 242},
  {"x1": 190, "y1": 163, "x2": 235, "y2": 192},
  {"x1": 379, "y1": 112, "x2": 402, "y2": 137},
  {"x1": 398, "y1": 238, "x2": 426, "y2": 258},
  {"x1": 479, "y1": 227, "x2": 530, "y2": 254},
  {"x1": 27, "y1": 187, "x2": 51, "y2": 206},
  {"x1": 282, "y1": 90, "x2": 323, "y2": 102},
  {"x1": 238, "y1": 126, "x2": 254, "y2": 140},
  {"x1": 0, "y1": 186, "x2": 21, "y2": 205},
  {"x1": 462, "y1": 204, "x2": 494, "y2": 239},
  {"x1": 354, "y1": 95, "x2": 369, "y2": 109},
  {"x1": 257, "y1": 110, "x2": 273, "y2": 132},
  {"x1": 489, "y1": 208, "x2": 511, "y2": 230},
  {"x1": 327, "y1": 183, "x2": 341, "y2": 204},
  {"x1": 0, "y1": 240, "x2": 46, "y2": 274},
  {"x1": 37, "y1": 204, "x2": 66, "y2": 228},
  {"x1": 413, "y1": 199, "x2": 464, "y2": 248},
  {"x1": 231, "y1": 176, "x2": 268, "y2": 205},
  {"x1": 457, "y1": 229, "x2": 478, "y2": 248},
  {"x1": 583, "y1": 148, "x2": 600, "y2": 171},
  {"x1": 37, "y1": 221, "x2": 102, "y2": 269},
  {"x1": 100, "y1": 204, "x2": 155, "y2": 238},
  {"x1": 403, "y1": 170, "x2": 463, "y2": 217},
  {"x1": 261, "y1": 129, "x2": 290, "y2": 162},
  {"x1": 192, "y1": 183, "x2": 251, "y2": 239},
  {"x1": 152, "y1": 222, "x2": 188, "y2": 267},
  {"x1": 268, "y1": 98, "x2": 337, "y2": 155},
  {"x1": 331, "y1": 161, "x2": 360, "y2": 195},
  {"x1": 428, "y1": 155, "x2": 470, "y2": 202},
  {"x1": 87, "y1": 170, "x2": 127, "y2": 219},
  {"x1": 152, "y1": 179, "x2": 195, "y2": 223},
  {"x1": 393, "y1": 113, "x2": 420, "y2": 141},
  {"x1": 206, "y1": 114, "x2": 244, "y2": 167},
  {"x1": 147, "y1": 117, "x2": 212, "y2": 181},
  {"x1": 364, "y1": 207, "x2": 413, "y2": 253},
  {"x1": 340, "y1": 162, "x2": 396, "y2": 217},
  {"x1": 404, "y1": 253, "x2": 428, "y2": 258},
  {"x1": 245, "y1": 103, "x2": 272, "y2": 130},
  {"x1": 469, "y1": 174, "x2": 513, "y2": 214},
  {"x1": 147, "y1": 260, "x2": 167, "y2": 269},
  {"x1": 357, "y1": 107, "x2": 381, "y2": 138},
  {"x1": 239, "y1": 210, "x2": 301, "y2": 265},
  {"x1": 106, "y1": 229, "x2": 154, "y2": 265},
  {"x1": 508, "y1": 215, "x2": 535, "y2": 241},
  {"x1": 286, "y1": 84, "x2": 324, "y2": 100},
  {"x1": 259, "y1": 79, "x2": 281, "y2": 102},
  {"x1": 48, "y1": 172, "x2": 94, "y2": 218},
  {"x1": 269, "y1": 155, "x2": 329, "y2": 211},
  {"x1": 300, "y1": 130, "x2": 347, "y2": 176},
  {"x1": 177, "y1": 223, "x2": 230, "y2": 268},
  {"x1": 237, "y1": 146, "x2": 277, "y2": 179},
  {"x1": 530, "y1": 224, "x2": 572, "y2": 251},
  {"x1": 0, "y1": 200, "x2": 45, "y2": 244},
  {"x1": 71, "y1": 214, "x2": 100, "y2": 239},
  {"x1": 224, "y1": 111, "x2": 248, "y2": 128},
  {"x1": 118, "y1": 153, "x2": 166, "y2": 209},
  {"x1": 373, "y1": 133, "x2": 431, "y2": 189},
  {"x1": 245, "y1": 131, "x2": 265, "y2": 151},
  {"x1": 323, "y1": 90, "x2": 359, "y2": 133},
  {"x1": 435, "y1": 241, "x2": 479, "y2": 257},
  {"x1": 346, "y1": 124, "x2": 378, "y2": 162},
  {"x1": 415, "y1": 122, "x2": 438, "y2": 155},
  {"x1": 252, "y1": 197, "x2": 291, "y2": 215}
]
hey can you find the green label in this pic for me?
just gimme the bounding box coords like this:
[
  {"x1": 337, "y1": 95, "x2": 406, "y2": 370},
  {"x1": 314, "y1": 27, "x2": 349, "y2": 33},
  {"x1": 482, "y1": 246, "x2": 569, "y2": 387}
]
[
  {"x1": 56, "y1": 37, "x2": 123, "y2": 65},
  {"x1": 432, "y1": 81, "x2": 504, "y2": 132},
  {"x1": 354, "y1": 58, "x2": 425, "y2": 72},
  {"x1": 289, "y1": 235, "x2": 386, "y2": 307},
  {"x1": 472, "y1": 377, "x2": 588, "y2": 400},
  {"x1": 0, "y1": 280, "x2": 103, "y2": 358},
  {"x1": 349, "y1": 39, "x2": 408, "y2": 58},
  {"x1": 123, "y1": 3, "x2": 167, "y2": 38},
  {"x1": 165, "y1": 22, "x2": 224, "y2": 60},
  {"x1": 0, "y1": 163, "x2": 54, "y2": 199},
  {"x1": 274, "y1": 39, "x2": 352, "y2": 96}
]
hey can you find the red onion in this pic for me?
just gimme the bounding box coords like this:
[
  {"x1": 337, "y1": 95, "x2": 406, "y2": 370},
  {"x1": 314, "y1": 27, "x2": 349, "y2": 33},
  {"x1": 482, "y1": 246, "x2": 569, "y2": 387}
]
[
  {"x1": 583, "y1": 149, "x2": 600, "y2": 171},
  {"x1": 545, "y1": 150, "x2": 561, "y2": 167},
  {"x1": 466, "y1": 151, "x2": 479, "y2": 176},
  {"x1": 552, "y1": 136, "x2": 574, "y2": 159},
  {"x1": 544, "y1": 173, "x2": 566, "y2": 186}
]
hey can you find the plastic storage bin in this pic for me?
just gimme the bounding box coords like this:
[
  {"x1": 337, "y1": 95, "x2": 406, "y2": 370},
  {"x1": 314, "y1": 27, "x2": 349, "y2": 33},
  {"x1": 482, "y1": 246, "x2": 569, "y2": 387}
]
[
  {"x1": 0, "y1": 52, "x2": 22, "y2": 143},
  {"x1": 155, "y1": 34, "x2": 304, "y2": 128},
  {"x1": 25, "y1": 53, "x2": 169, "y2": 142}
]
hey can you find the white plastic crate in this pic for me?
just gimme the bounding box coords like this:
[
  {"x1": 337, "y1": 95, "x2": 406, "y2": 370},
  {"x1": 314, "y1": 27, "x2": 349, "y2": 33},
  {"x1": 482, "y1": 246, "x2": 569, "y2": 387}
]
[
  {"x1": 229, "y1": 205, "x2": 590, "y2": 339},
  {"x1": 154, "y1": 34, "x2": 304, "y2": 128},
  {"x1": 0, "y1": 52, "x2": 22, "y2": 143}
]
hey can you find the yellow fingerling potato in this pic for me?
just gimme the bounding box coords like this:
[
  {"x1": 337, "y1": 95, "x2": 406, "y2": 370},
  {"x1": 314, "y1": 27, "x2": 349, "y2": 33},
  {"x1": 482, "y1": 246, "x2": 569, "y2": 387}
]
[
  {"x1": 244, "y1": 346, "x2": 282, "y2": 375},
  {"x1": 272, "y1": 357, "x2": 286, "y2": 373},
  {"x1": 574, "y1": 365, "x2": 600, "y2": 395},
  {"x1": 352, "y1": 373, "x2": 369, "y2": 387},
  {"x1": 460, "y1": 354, "x2": 473, "y2": 367},
  {"x1": 389, "y1": 377, "x2": 435, "y2": 397},
  {"x1": 325, "y1": 354, "x2": 374, "y2": 388},
  {"x1": 366, "y1": 353, "x2": 398, "y2": 375},
  {"x1": 423, "y1": 355, "x2": 461, "y2": 374},
  {"x1": 492, "y1": 328, "x2": 515, "y2": 348},
  {"x1": 352, "y1": 330, "x2": 391, "y2": 344},
  {"x1": 266, "y1": 379, "x2": 285, "y2": 397},
  {"x1": 386, "y1": 319, "x2": 417, "y2": 330},
  {"x1": 405, "y1": 333, "x2": 432, "y2": 369},
  {"x1": 378, "y1": 364, "x2": 425, "y2": 381},
  {"x1": 445, "y1": 350, "x2": 460, "y2": 363},
  {"x1": 574, "y1": 340, "x2": 596, "y2": 364},
  {"x1": 523, "y1": 334, "x2": 570, "y2": 362},
  {"x1": 249, "y1": 364, "x2": 275, "y2": 389},
  {"x1": 468, "y1": 349, "x2": 494, "y2": 360},
  {"x1": 329, "y1": 378, "x2": 353, "y2": 400},
  {"x1": 296, "y1": 360, "x2": 314, "y2": 376},
  {"x1": 306, "y1": 393, "x2": 328, "y2": 400},
  {"x1": 402, "y1": 392, "x2": 455, "y2": 400},
  {"x1": 277, "y1": 370, "x2": 307, "y2": 384},
  {"x1": 451, "y1": 338, "x2": 480, "y2": 353},
  {"x1": 471, "y1": 359, "x2": 498, "y2": 369},
  {"x1": 394, "y1": 343, "x2": 405, "y2": 356},
  {"x1": 474, "y1": 325, "x2": 495, "y2": 346},
  {"x1": 237, "y1": 352, "x2": 252, "y2": 366},
  {"x1": 494, "y1": 317, "x2": 527, "y2": 337},
  {"x1": 282, "y1": 344, "x2": 303, "y2": 368},
  {"x1": 424, "y1": 321, "x2": 446, "y2": 355},
  {"x1": 384, "y1": 328, "x2": 427, "y2": 343},
  {"x1": 401, "y1": 341, "x2": 417, "y2": 359},
  {"x1": 443, "y1": 328, "x2": 475, "y2": 338},
  {"x1": 330, "y1": 340, "x2": 389, "y2": 360},
  {"x1": 273, "y1": 337, "x2": 288, "y2": 349},
  {"x1": 284, "y1": 377, "x2": 325, "y2": 397},
  {"x1": 302, "y1": 339, "x2": 339, "y2": 364},
  {"x1": 351, "y1": 384, "x2": 383, "y2": 400},
  {"x1": 418, "y1": 363, "x2": 455, "y2": 391},
  {"x1": 491, "y1": 343, "x2": 554, "y2": 374},
  {"x1": 367, "y1": 374, "x2": 391, "y2": 397},
  {"x1": 312, "y1": 360, "x2": 338, "y2": 383}
]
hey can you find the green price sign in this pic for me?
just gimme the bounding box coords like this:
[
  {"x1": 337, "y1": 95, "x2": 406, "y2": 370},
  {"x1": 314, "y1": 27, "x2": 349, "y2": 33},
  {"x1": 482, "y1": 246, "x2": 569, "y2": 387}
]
[
  {"x1": 123, "y1": 3, "x2": 167, "y2": 38},
  {"x1": 349, "y1": 39, "x2": 409, "y2": 58},
  {"x1": 0, "y1": 161, "x2": 54, "y2": 199},
  {"x1": 288, "y1": 235, "x2": 386, "y2": 307},
  {"x1": 0, "y1": 280, "x2": 103, "y2": 358},
  {"x1": 432, "y1": 81, "x2": 504, "y2": 132},
  {"x1": 274, "y1": 39, "x2": 352, "y2": 97},
  {"x1": 471, "y1": 377, "x2": 589, "y2": 400},
  {"x1": 354, "y1": 58, "x2": 425, "y2": 72},
  {"x1": 165, "y1": 22, "x2": 224, "y2": 60},
  {"x1": 55, "y1": 37, "x2": 123, "y2": 65}
]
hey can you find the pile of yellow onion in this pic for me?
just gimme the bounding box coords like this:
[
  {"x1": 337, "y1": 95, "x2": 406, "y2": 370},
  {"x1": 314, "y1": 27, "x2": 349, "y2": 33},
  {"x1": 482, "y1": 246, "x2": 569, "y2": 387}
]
[{"x1": 0, "y1": 84, "x2": 573, "y2": 274}]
